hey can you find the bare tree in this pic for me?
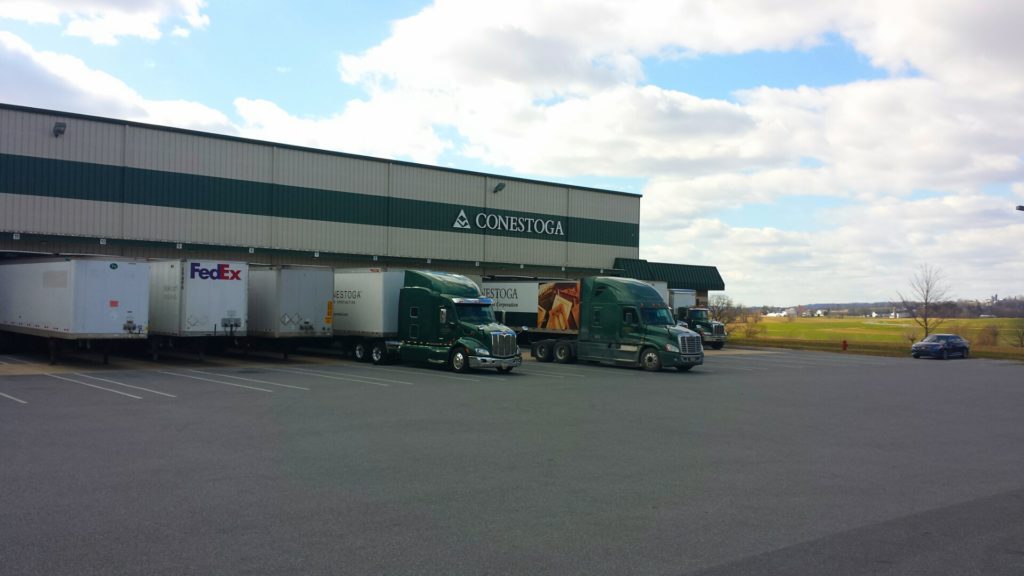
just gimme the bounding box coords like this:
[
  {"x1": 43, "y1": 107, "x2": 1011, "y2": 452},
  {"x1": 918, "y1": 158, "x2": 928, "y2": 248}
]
[
  {"x1": 707, "y1": 294, "x2": 742, "y2": 332},
  {"x1": 897, "y1": 264, "x2": 951, "y2": 337}
]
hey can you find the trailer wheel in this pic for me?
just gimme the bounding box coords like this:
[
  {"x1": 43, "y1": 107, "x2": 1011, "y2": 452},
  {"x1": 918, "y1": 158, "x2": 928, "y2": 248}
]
[
  {"x1": 554, "y1": 341, "x2": 575, "y2": 363},
  {"x1": 450, "y1": 348, "x2": 470, "y2": 373},
  {"x1": 711, "y1": 342, "x2": 724, "y2": 350},
  {"x1": 640, "y1": 347, "x2": 662, "y2": 371},
  {"x1": 534, "y1": 340, "x2": 554, "y2": 362},
  {"x1": 370, "y1": 341, "x2": 388, "y2": 365},
  {"x1": 353, "y1": 341, "x2": 369, "y2": 362}
]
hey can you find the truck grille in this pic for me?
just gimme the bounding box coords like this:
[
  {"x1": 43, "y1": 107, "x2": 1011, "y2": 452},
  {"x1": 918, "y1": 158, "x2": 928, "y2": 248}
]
[
  {"x1": 679, "y1": 335, "x2": 703, "y2": 355},
  {"x1": 713, "y1": 325, "x2": 725, "y2": 336},
  {"x1": 490, "y1": 331, "x2": 518, "y2": 357}
]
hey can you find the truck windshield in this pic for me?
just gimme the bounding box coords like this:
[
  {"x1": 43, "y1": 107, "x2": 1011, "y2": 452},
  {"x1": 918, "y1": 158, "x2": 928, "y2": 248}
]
[
  {"x1": 456, "y1": 304, "x2": 496, "y2": 325},
  {"x1": 641, "y1": 308, "x2": 675, "y2": 326},
  {"x1": 689, "y1": 309, "x2": 709, "y2": 322}
]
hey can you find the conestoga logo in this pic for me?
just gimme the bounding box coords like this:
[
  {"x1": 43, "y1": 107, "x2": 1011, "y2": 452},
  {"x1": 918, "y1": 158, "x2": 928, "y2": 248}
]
[
  {"x1": 453, "y1": 210, "x2": 472, "y2": 229},
  {"x1": 452, "y1": 209, "x2": 565, "y2": 236}
]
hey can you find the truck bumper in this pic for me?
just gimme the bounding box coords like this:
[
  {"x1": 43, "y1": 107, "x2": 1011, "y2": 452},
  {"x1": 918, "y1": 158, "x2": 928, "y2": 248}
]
[
  {"x1": 469, "y1": 355, "x2": 523, "y2": 369},
  {"x1": 666, "y1": 352, "x2": 704, "y2": 367}
]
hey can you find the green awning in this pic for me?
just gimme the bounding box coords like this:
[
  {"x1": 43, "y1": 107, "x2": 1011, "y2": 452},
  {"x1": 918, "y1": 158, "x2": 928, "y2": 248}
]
[{"x1": 614, "y1": 258, "x2": 725, "y2": 291}]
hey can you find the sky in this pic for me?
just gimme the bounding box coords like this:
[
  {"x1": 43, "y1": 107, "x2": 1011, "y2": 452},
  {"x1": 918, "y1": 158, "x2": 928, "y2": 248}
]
[{"x1": 0, "y1": 0, "x2": 1022, "y2": 306}]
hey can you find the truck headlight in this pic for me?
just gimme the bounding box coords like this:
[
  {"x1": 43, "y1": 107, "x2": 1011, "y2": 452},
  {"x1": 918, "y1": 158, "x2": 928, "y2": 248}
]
[
  {"x1": 664, "y1": 343, "x2": 679, "y2": 353},
  {"x1": 474, "y1": 348, "x2": 490, "y2": 356}
]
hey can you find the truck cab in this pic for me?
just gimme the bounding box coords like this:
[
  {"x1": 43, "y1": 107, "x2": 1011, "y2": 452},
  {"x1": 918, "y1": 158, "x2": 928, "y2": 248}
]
[
  {"x1": 397, "y1": 271, "x2": 521, "y2": 372},
  {"x1": 675, "y1": 306, "x2": 727, "y2": 350},
  {"x1": 576, "y1": 277, "x2": 703, "y2": 371}
]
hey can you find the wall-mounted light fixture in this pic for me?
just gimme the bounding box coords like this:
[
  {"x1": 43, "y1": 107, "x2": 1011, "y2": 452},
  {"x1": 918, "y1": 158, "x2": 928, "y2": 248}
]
[
  {"x1": 52, "y1": 122, "x2": 66, "y2": 138},
  {"x1": 492, "y1": 182, "x2": 506, "y2": 194}
]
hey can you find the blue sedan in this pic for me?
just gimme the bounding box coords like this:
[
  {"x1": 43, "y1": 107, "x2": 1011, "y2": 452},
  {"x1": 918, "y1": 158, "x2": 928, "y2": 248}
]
[{"x1": 911, "y1": 334, "x2": 970, "y2": 359}]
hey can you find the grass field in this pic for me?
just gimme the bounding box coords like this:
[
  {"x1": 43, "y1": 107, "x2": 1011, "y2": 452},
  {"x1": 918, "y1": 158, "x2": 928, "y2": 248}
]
[{"x1": 728, "y1": 317, "x2": 1024, "y2": 361}]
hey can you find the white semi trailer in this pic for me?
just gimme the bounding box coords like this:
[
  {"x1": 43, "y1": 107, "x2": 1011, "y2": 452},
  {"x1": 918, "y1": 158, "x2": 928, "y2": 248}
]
[
  {"x1": 247, "y1": 265, "x2": 333, "y2": 358},
  {"x1": 148, "y1": 259, "x2": 248, "y2": 358},
  {"x1": 0, "y1": 258, "x2": 150, "y2": 363}
]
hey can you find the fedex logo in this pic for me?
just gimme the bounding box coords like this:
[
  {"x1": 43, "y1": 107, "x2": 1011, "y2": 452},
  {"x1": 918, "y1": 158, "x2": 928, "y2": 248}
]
[{"x1": 190, "y1": 262, "x2": 242, "y2": 280}]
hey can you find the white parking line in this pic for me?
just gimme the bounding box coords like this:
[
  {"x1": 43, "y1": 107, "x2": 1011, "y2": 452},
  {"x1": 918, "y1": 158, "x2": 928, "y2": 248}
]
[
  {"x1": 509, "y1": 368, "x2": 573, "y2": 379},
  {"x1": 155, "y1": 370, "x2": 274, "y2": 393},
  {"x1": 45, "y1": 373, "x2": 143, "y2": 399},
  {"x1": 74, "y1": 373, "x2": 177, "y2": 398},
  {"x1": 187, "y1": 369, "x2": 310, "y2": 391},
  {"x1": 516, "y1": 368, "x2": 580, "y2": 378},
  {"x1": 432, "y1": 373, "x2": 484, "y2": 382},
  {"x1": 270, "y1": 367, "x2": 398, "y2": 387},
  {"x1": 0, "y1": 355, "x2": 35, "y2": 365},
  {"x1": 0, "y1": 391, "x2": 28, "y2": 404}
]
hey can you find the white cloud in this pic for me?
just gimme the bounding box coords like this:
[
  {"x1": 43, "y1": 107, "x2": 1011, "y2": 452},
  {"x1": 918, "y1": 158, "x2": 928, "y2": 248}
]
[
  {"x1": 641, "y1": 195, "x2": 1024, "y2": 305},
  {"x1": 0, "y1": 0, "x2": 209, "y2": 45},
  {"x1": 232, "y1": 96, "x2": 452, "y2": 164},
  {"x1": 0, "y1": 31, "x2": 231, "y2": 132}
]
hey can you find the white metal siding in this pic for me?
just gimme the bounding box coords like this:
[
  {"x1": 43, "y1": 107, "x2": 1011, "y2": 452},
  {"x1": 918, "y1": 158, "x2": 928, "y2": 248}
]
[
  {"x1": 387, "y1": 227, "x2": 485, "y2": 263},
  {"x1": 568, "y1": 242, "x2": 637, "y2": 270},
  {"x1": 484, "y1": 177, "x2": 568, "y2": 218},
  {"x1": 569, "y1": 187, "x2": 640, "y2": 224},
  {"x1": 0, "y1": 109, "x2": 125, "y2": 166},
  {"x1": 0, "y1": 193, "x2": 124, "y2": 239},
  {"x1": 271, "y1": 217, "x2": 387, "y2": 255},
  {"x1": 390, "y1": 164, "x2": 485, "y2": 207},
  {"x1": 484, "y1": 235, "x2": 567, "y2": 268},
  {"x1": 125, "y1": 127, "x2": 273, "y2": 183},
  {"x1": 273, "y1": 147, "x2": 389, "y2": 196},
  {"x1": 123, "y1": 205, "x2": 272, "y2": 248}
]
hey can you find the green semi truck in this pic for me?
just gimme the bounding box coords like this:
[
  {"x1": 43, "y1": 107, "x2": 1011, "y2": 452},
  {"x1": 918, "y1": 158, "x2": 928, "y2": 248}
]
[
  {"x1": 482, "y1": 277, "x2": 704, "y2": 371},
  {"x1": 668, "y1": 288, "x2": 727, "y2": 349},
  {"x1": 333, "y1": 269, "x2": 522, "y2": 372}
]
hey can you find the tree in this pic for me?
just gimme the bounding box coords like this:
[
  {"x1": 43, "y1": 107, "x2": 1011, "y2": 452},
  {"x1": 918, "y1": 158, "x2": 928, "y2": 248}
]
[
  {"x1": 897, "y1": 264, "x2": 951, "y2": 337},
  {"x1": 707, "y1": 294, "x2": 742, "y2": 332}
]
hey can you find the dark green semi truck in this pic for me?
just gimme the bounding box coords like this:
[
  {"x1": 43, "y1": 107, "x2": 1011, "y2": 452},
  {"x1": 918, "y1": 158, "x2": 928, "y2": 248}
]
[
  {"x1": 482, "y1": 276, "x2": 704, "y2": 371},
  {"x1": 333, "y1": 269, "x2": 522, "y2": 372}
]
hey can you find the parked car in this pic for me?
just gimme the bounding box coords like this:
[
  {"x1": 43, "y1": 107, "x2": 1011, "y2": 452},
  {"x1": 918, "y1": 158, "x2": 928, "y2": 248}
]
[{"x1": 911, "y1": 334, "x2": 970, "y2": 359}]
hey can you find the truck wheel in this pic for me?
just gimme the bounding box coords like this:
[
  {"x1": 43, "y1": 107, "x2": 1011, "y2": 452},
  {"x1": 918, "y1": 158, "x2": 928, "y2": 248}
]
[
  {"x1": 676, "y1": 365, "x2": 692, "y2": 372},
  {"x1": 497, "y1": 366, "x2": 513, "y2": 373},
  {"x1": 534, "y1": 341, "x2": 554, "y2": 363},
  {"x1": 640, "y1": 348, "x2": 662, "y2": 371},
  {"x1": 450, "y1": 349, "x2": 470, "y2": 373},
  {"x1": 353, "y1": 341, "x2": 369, "y2": 362},
  {"x1": 711, "y1": 342, "x2": 724, "y2": 350},
  {"x1": 554, "y1": 341, "x2": 575, "y2": 363},
  {"x1": 370, "y1": 341, "x2": 387, "y2": 365}
]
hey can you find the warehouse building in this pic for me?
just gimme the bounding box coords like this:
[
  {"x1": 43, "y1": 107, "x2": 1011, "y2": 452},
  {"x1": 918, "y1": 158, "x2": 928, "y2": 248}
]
[{"x1": 0, "y1": 103, "x2": 722, "y2": 292}]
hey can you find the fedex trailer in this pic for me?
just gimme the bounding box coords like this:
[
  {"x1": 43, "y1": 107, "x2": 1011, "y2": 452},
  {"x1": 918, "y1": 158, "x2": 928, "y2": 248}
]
[
  {"x1": 0, "y1": 258, "x2": 149, "y2": 363},
  {"x1": 148, "y1": 259, "x2": 248, "y2": 358}
]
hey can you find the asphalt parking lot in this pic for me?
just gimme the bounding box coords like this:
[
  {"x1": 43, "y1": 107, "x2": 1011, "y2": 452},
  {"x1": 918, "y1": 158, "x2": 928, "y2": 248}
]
[{"x1": 2, "y1": 348, "x2": 1023, "y2": 576}]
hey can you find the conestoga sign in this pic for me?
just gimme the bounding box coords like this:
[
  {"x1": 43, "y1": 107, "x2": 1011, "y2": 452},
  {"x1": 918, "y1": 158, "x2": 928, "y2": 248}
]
[{"x1": 452, "y1": 209, "x2": 565, "y2": 236}]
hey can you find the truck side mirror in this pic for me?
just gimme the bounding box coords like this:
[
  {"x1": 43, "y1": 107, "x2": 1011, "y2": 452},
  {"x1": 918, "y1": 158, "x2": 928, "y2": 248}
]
[{"x1": 439, "y1": 308, "x2": 447, "y2": 325}]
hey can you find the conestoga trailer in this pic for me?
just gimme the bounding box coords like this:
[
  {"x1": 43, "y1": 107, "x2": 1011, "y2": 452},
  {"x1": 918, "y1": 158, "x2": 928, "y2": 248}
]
[
  {"x1": 333, "y1": 269, "x2": 521, "y2": 372},
  {"x1": 482, "y1": 277, "x2": 703, "y2": 371}
]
